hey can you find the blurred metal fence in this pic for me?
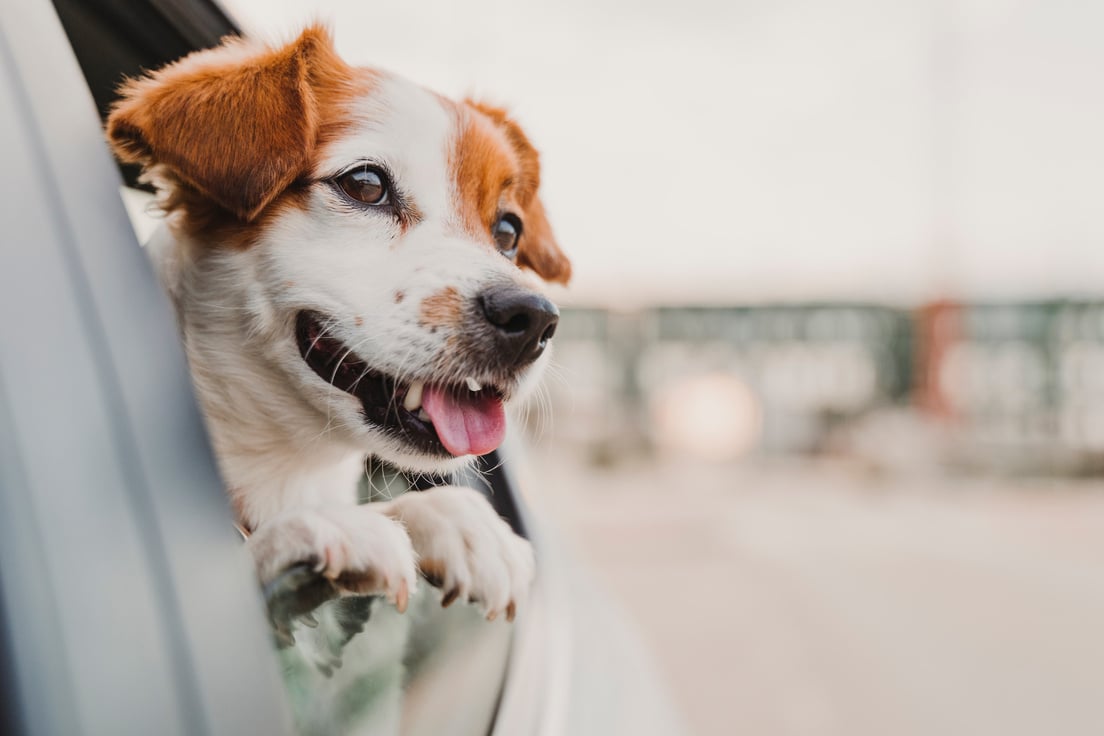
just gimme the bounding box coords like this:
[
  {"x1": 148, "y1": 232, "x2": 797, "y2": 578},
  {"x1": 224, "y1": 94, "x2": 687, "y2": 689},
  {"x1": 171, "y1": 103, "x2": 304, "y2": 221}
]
[
  {"x1": 541, "y1": 301, "x2": 1104, "y2": 473},
  {"x1": 937, "y1": 302, "x2": 1104, "y2": 457}
]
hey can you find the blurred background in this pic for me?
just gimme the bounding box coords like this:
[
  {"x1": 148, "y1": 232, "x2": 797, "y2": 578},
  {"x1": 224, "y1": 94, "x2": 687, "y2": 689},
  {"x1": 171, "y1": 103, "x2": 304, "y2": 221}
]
[{"x1": 229, "y1": 1, "x2": 1104, "y2": 734}]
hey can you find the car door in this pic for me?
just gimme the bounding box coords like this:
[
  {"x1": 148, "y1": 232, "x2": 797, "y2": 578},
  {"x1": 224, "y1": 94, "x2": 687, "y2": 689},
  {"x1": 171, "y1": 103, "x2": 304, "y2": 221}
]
[{"x1": 0, "y1": 1, "x2": 294, "y2": 733}]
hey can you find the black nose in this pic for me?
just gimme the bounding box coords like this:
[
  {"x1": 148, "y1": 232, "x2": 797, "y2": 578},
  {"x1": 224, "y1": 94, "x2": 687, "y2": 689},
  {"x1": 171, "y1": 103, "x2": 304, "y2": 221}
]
[{"x1": 479, "y1": 285, "x2": 560, "y2": 367}]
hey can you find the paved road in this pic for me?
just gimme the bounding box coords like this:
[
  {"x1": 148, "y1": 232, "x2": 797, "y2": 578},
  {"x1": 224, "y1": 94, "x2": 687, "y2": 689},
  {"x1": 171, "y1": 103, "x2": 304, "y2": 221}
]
[{"x1": 526, "y1": 453, "x2": 1104, "y2": 736}]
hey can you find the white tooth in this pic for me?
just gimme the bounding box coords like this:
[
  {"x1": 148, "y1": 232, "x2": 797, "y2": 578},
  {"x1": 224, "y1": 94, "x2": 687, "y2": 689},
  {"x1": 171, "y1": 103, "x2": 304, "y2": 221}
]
[
  {"x1": 403, "y1": 381, "x2": 425, "y2": 411},
  {"x1": 417, "y1": 408, "x2": 430, "y2": 422},
  {"x1": 465, "y1": 377, "x2": 482, "y2": 392}
]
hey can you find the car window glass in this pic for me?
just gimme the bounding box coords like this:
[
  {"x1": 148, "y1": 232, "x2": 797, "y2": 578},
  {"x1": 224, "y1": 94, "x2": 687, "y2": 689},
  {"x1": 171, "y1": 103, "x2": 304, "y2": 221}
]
[{"x1": 264, "y1": 463, "x2": 513, "y2": 736}]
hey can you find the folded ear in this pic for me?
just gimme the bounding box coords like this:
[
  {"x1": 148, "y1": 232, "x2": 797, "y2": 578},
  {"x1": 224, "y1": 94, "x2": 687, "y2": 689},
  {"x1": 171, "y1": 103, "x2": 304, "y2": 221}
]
[
  {"x1": 107, "y1": 27, "x2": 337, "y2": 222},
  {"x1": 467, "y1": 101, "x2": 572, "y2": 285}
]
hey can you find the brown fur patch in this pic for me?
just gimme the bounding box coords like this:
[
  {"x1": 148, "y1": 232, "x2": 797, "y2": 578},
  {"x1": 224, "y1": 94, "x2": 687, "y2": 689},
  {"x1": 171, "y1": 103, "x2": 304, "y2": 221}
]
[
  {"x1": 420, "y1": 287, "x2": 466, "y2": 329},
  {"x1": 453, "y1": 101, "x2": 572, "y2": 284},
  {"x1": 107, "y1": 26, "x2": 374, "y2": 246},
  {"x1": 450, "y1": 109, "x2": 520, "y2": 241}
]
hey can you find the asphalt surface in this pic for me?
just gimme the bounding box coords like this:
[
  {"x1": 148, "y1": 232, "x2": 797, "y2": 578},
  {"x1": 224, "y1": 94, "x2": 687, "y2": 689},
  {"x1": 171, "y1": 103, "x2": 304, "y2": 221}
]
[{"x1": 526, "y1": 452, "x2": 1104, "y2": 736}]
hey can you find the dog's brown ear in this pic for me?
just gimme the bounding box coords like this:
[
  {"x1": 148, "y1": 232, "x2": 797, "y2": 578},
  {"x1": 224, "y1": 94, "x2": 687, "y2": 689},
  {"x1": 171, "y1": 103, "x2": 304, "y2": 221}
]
[
  {"x1": 467, "y1": 101, "x2": 572, "y2": 285},
  {"x1": 516, "y1": 195, "x2": 571, "y2": 285},
  {"x1": 107, "y1": 27, "x2": 339, "y2": 222}
]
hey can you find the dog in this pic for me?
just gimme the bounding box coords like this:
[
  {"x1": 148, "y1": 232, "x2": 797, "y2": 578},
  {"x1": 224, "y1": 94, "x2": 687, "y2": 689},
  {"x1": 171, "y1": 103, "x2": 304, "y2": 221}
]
[{"x1": 105, "y1": 24, "x2": 570, "y2": 667}]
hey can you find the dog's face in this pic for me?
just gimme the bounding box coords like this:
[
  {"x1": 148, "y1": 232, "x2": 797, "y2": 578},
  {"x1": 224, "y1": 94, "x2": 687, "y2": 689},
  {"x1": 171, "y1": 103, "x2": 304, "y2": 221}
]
[{"x1": 107, "y1": 27, "x2": 570, "y2": 473}]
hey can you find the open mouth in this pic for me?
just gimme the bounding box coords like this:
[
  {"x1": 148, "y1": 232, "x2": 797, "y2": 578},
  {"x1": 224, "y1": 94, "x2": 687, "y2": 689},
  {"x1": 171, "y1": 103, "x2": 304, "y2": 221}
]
[{"x1": 295, "y1": 311, "x2": 506, "y2": 457}]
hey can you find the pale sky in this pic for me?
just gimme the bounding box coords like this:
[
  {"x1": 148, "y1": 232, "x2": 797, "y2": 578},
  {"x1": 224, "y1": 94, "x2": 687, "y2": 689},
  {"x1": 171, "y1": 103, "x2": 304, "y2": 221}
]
[{"x1": 225, "y1": 0, "x2": 1104, "y2": 307}]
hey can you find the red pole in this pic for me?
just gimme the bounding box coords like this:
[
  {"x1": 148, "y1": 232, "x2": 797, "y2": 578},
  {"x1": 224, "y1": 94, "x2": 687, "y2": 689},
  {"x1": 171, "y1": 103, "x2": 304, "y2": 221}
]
[{"x1": 914, "y1": 299, "x2": 962, "y2": 419}]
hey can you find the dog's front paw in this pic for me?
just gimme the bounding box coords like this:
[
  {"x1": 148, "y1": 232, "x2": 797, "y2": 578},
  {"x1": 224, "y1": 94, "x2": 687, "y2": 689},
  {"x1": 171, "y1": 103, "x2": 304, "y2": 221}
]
[
  {"x1": 384, "y1": 486, "x2": 535, "y2": 622},
  {"x1": 248, "y1": 505, "x2": 418, "y2": 612}
]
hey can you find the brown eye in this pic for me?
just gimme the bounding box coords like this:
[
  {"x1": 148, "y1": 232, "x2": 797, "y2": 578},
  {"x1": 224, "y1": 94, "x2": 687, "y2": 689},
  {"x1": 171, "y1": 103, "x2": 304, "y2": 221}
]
[
  {"x1": 334, "y1": 166, "x2": 390, "y2": 206},
  {"x1": 493, "y1": 214, "x2": 522, "y2": 259}
]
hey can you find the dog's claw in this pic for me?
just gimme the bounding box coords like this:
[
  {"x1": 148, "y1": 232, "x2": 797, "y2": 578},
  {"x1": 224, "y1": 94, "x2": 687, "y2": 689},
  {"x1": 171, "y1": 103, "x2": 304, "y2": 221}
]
[
  {"x1": 506, "y1": 601, "x2": 517, "y2": 622},
  {"x1": 441, "y1": 587, "x2": 460, "y2": 608},
  {"x1": 395, "y1": 578, "x2": 409, "y2": 614},
  {"x1": 320, "y1": 546, "x2": 339, "y2": 579},
  {"x1": 274, "y1": 627, "x2": 296, "y2": 648},
  {"x1": 300, "y1": 612, "x2": 319, "y2": 628}
]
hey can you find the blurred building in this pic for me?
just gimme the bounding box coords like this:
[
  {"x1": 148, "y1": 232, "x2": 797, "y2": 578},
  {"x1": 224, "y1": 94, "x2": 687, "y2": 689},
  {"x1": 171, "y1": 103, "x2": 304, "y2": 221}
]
[{"x1": 536, "y1": 301, "x2": 1104, "y2": 475}]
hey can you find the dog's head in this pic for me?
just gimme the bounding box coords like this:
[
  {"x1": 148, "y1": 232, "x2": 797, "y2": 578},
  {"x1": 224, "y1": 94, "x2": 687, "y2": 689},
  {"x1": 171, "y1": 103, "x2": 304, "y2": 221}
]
[{"x1": 107, "y1": 27, "x2": 571, "y2": 472}]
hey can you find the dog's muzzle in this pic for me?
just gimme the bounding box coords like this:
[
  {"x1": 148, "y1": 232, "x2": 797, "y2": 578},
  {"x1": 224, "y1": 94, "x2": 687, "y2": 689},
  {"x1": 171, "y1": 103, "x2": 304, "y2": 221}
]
[{"x1": 293, "y1": 285, "x2": 559, "y2": 459}]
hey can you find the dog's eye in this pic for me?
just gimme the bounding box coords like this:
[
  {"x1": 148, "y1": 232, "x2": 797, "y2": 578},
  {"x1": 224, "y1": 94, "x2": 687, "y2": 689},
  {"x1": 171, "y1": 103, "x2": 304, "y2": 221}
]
[
  {"x1": 334, "y1": 166, "x2": 390, "y2": 206},
  {"x1": 493, "y1": 214, "x2": 522, "y2": 259}
]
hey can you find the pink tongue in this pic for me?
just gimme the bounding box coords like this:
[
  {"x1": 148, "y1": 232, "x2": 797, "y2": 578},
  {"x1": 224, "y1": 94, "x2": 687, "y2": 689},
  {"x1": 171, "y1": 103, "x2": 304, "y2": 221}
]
[{"x1": 422, "y1": 385, "x2": 506, "y2": 457}]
